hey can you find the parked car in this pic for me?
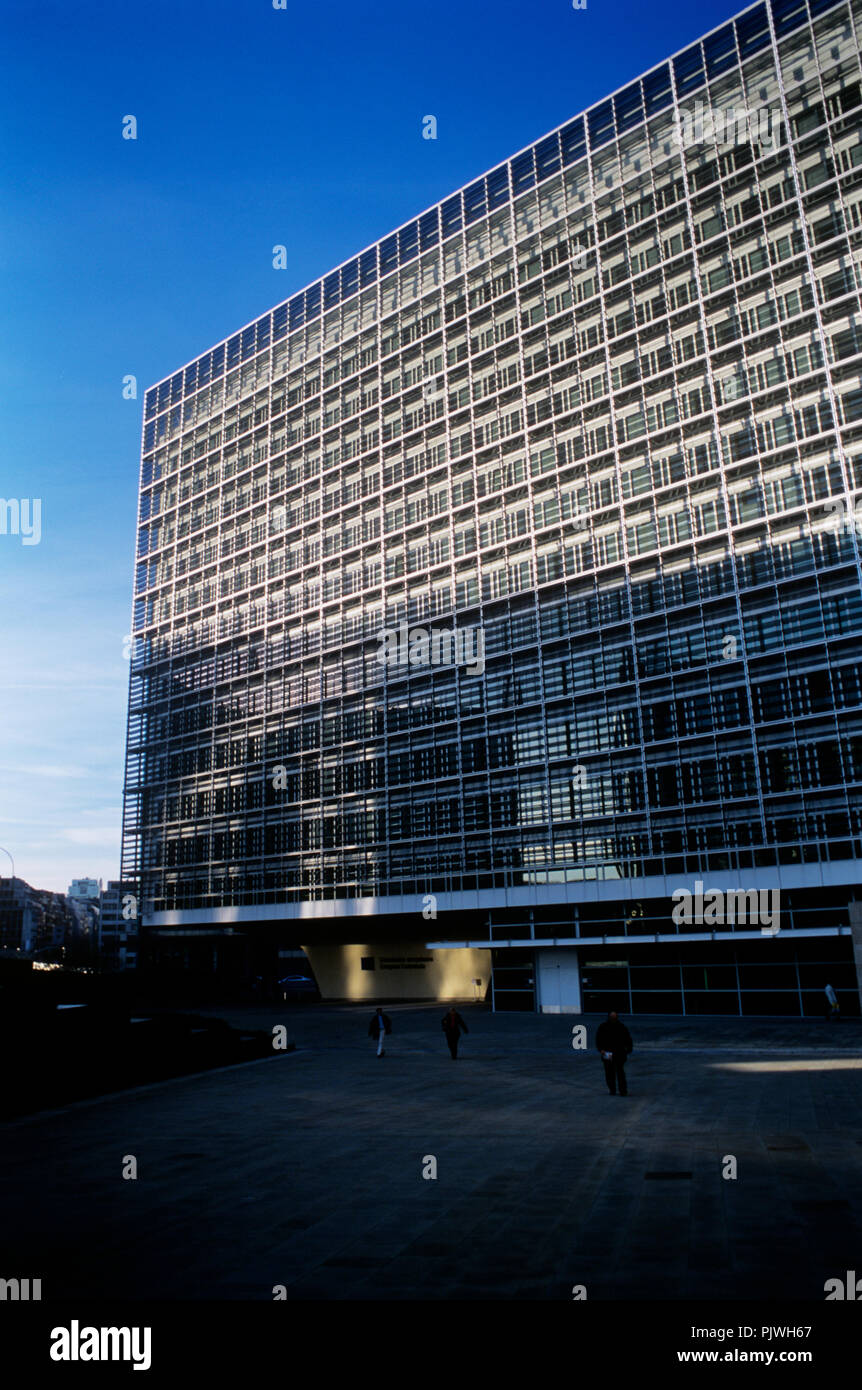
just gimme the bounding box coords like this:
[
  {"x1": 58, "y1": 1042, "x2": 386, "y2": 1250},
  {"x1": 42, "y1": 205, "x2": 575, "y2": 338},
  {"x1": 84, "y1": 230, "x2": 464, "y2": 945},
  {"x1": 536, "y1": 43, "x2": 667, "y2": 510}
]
[{"x1": 277, "y1": 974, "x2": 319, "y2": 1000}]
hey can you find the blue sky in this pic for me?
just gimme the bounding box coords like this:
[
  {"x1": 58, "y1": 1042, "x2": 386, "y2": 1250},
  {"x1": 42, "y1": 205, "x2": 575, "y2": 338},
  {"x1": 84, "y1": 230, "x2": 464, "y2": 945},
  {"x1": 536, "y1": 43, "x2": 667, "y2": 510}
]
[{"x1": 0, "y1": 0, "x2": 739, "y2": 892}]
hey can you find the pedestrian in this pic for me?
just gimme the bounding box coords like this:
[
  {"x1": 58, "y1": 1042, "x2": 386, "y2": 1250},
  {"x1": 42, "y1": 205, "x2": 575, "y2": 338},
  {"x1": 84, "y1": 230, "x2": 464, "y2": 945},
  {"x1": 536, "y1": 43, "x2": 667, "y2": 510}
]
[
  {"x1": 368, "y1": 1006, "x2": 391, "y2": 1056},
  {"x1": 824, "y1": 983, "x2": 840, "y2": 1022},
  {"x1": 595, "y1": 1009, "x2": 633, "y2": 1095},
  {"x1": 441, "y1": 1005, "x2": 469, "y2": 1059}
]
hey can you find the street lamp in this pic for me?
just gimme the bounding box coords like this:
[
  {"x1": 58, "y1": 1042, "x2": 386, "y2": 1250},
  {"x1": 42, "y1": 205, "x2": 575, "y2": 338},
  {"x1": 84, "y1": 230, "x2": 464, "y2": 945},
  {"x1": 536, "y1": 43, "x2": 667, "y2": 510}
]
[{"x1": 0, "y1": 845, "x2": 14, "y2": 880}]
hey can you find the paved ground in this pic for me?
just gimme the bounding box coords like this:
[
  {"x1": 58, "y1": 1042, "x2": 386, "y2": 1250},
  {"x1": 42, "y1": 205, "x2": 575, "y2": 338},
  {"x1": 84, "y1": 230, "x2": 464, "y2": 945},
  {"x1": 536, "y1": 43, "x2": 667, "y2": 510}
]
[{"x1": 2, "y1": 1005, "x2": 861, "y2": 1301}]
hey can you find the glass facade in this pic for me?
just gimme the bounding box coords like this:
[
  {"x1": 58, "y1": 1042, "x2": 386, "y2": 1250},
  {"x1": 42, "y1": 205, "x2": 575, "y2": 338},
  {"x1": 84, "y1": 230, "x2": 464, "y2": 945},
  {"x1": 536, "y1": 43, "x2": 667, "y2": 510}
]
[{"x1": 123, "y1": 0, "x2": 862, "y2": 1012}]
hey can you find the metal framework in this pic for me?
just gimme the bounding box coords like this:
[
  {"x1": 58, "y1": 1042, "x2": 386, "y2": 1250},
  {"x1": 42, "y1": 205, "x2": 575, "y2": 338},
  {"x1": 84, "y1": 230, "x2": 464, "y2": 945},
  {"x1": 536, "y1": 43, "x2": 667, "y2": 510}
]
[{"x1": 123, "y1": 0, "x2": 862, "y2": 985}]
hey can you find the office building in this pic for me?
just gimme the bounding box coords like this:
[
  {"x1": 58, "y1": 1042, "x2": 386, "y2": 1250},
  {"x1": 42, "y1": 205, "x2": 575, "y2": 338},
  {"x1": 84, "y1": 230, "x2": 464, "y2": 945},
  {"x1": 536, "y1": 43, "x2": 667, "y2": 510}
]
[{"x1": 123, "y1": 0, "x2": 862, "y2": 1014}]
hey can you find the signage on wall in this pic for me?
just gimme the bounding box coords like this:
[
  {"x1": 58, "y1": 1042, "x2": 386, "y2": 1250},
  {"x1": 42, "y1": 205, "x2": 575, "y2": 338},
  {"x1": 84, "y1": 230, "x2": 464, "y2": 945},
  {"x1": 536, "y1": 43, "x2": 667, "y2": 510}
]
[{"x1": 378, "y1": 956, "x2": 434, "y2": 970}]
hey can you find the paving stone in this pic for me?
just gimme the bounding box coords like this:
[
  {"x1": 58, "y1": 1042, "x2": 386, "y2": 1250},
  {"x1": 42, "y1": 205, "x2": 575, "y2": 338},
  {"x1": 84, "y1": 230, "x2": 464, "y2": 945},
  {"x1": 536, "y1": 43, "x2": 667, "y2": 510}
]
[{"x1": 1, "y1": 1004, "x2": 860, "y2": 1299}]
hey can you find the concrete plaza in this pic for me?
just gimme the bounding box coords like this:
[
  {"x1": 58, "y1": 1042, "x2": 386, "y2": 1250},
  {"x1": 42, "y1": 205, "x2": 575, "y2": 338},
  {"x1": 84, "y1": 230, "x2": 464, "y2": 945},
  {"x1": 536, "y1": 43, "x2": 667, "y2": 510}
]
[{"x1": 2, "y1": 1005, "x2": 861, "y2": 1301}]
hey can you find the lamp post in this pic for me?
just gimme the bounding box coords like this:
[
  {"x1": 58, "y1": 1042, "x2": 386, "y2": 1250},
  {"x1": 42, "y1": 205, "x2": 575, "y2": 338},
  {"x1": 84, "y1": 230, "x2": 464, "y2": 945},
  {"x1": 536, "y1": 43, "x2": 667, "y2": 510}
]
[{"x1": 0, "y1": 845, "x2": 14, "y2": 881}]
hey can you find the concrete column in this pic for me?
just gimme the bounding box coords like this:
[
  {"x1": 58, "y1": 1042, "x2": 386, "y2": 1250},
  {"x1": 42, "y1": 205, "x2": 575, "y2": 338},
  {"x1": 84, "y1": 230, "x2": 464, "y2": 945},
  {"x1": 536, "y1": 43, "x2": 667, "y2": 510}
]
[
  {"x1": 302, "y1": 942, "x2": 491, "y2": 1001},
  {"x1": 849, "y1": 903, "x2": 862, "y2": 1012}
]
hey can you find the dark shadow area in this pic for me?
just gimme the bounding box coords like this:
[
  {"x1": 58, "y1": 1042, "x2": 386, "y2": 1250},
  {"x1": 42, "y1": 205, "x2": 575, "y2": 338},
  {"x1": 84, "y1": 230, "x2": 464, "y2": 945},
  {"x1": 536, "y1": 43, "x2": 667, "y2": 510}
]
[{"x1": 0, "y1": 963, "x2": 292, "y2": 1118}]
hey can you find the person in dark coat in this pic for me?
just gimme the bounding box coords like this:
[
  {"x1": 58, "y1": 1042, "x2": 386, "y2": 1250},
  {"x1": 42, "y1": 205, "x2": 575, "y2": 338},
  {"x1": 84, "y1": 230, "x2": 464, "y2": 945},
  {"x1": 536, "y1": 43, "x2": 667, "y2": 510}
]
[
  {"x1": 368, "y1": 1006, "x2": 391, "y2": 1057},
  {"x1": 595, "y1": 1010, "x2": 633, "y2": 1095},
  {"x1": 442, "y1": 1006, "x2": 469, "y2": 1059}
]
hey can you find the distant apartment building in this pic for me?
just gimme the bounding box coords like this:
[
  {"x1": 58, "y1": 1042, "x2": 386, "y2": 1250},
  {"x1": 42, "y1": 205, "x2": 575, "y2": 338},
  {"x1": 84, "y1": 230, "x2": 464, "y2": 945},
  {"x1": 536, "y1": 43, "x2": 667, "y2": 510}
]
[
  {"x1": 0, "y1": 878, "x2": 75, "y2": 956},
  {"x1": 67, "y1": 878, "x2": 103, "y2": 903},
  {"x1": 0, "y1": 878, "x2": 36, "y2": 952},
  {"x1": 124, "y1": 0, "x2": 862, "y2": 1015},
  {"x1": 98, "y1": 881, "x2": 139, "y2": 971}
]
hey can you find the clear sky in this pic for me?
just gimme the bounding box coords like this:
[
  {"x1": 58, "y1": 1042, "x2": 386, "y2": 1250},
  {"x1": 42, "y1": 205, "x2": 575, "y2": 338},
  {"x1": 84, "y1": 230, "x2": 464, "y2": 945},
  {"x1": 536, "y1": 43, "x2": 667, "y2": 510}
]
[{"x1": 0, "y1": 0, "x2": 741, "y2": 893}]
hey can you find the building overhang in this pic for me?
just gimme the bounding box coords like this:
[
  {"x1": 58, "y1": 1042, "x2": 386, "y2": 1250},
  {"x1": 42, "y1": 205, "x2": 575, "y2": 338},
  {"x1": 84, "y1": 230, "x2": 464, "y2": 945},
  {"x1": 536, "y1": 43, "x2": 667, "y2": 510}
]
[{"x1": 142, "y1": 861, "x2": 862, "y2": 930}]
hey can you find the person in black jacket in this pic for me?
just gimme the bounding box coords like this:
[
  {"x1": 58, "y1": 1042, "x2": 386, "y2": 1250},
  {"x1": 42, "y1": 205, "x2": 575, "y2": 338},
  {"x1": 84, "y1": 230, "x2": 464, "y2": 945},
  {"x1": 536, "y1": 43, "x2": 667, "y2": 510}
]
[
  {"x1": 595, "y1": 1010, "x2": 633, "y2": 1095},
  {"x1": 368, "y1": 1006, "x2": 391, "y2": 1057},
  {"x1": 442, "y1": 1006, "x2": 469, "y2": 1059}
]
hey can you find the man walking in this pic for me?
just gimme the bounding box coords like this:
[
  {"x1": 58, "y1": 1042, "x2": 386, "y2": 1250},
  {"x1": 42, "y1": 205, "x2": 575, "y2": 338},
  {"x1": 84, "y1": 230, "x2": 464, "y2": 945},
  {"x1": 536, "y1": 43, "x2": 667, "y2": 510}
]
[
  {"x1": 824, "y1": 983, "x2": 840, "y2": 1021},
  {"x1": 595, "y1": 1010, "x2": 633, "y2": 1095},
  {"x1": 368, "y1": 1006, "x2": 391, "y2": 1057},
  {"x1": 442, "y1": 1006, "x2": 469, "y2": 1059}
]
